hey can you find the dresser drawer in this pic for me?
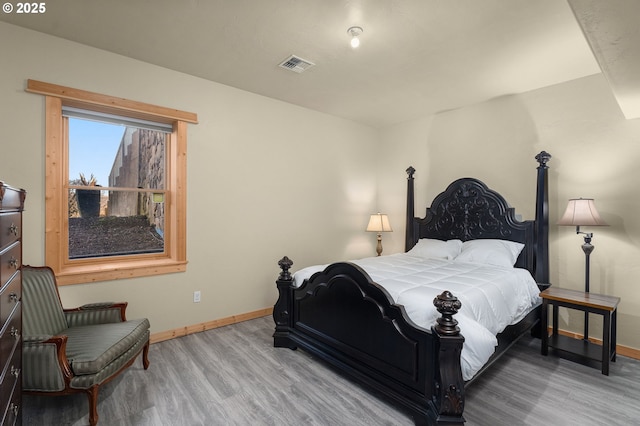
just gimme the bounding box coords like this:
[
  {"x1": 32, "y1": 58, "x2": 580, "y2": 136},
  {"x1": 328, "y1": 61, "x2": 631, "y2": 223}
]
[
  {"x1": 0, "y1": 342, "x2": 20, "y2": 426},
  {"x1": 0, "y1": 185, "x2": 24, "y2": 212},
  {"x1": 0, "y1": 276, "x2": 20, "y2": 329},
  {"x1": 1, "y1": 395, "x2": 20, "y2": 426},
  {"x1": 0, "y1": 214, "x2": 20, "y2": 253},
  {"x1": 0, "y1": 334, "x2": 22, "y2": 407},
  {"x1": 0, "y1": 245, "x2": 19, "y2": 292},
  {"x1": 0, "y1": 304, "x2": 20, "y2": 375}
]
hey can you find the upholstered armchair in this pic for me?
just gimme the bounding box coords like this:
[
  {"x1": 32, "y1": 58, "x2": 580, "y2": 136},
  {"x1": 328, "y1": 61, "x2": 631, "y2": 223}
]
[{"x1": 21, "y1": 265, "x2": 150, "y2": 426}]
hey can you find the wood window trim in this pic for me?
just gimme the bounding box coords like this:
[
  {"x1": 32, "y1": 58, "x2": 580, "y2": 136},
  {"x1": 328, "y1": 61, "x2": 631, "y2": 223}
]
[{"x1": 28, "y1": 80, "x2": 197, "y2": 285}]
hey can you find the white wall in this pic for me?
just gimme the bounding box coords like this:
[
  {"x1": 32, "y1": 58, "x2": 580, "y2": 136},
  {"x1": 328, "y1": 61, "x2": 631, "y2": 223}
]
[
  {"x1": 0, "y1": 22, "x2": 378, "y2": 333},
  {"x1": 380, "y1": 74, "x2": 640, "y2": 350}
]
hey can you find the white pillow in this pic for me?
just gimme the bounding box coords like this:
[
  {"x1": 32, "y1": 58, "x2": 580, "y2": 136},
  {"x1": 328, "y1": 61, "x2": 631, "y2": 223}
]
[
  {"x1": 407, "y1": 239, "x2": 463, "y2": 260},
  {"x1": 454, "y1": 239, "x2": 524, "y2": 267}
]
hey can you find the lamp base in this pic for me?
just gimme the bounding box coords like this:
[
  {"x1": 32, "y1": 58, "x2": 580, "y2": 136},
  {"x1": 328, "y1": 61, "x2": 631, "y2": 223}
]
[
  {"x1": 581, "y1": 234, "x2": 594, "y2": 339},
  {"x1": 376, "y1": 234, "x2": 383, "y2": 256}
]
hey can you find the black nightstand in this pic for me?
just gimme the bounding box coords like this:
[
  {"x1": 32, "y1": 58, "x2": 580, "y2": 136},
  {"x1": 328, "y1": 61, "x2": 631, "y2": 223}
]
[{"x1": 540, "y1": 287, "x2": 619, "y2": 375}]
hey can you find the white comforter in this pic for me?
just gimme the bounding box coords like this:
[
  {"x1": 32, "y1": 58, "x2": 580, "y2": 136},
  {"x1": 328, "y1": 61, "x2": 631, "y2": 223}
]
[{"x1": 292, "y1": 253, "x2": 541, "y2": 381}]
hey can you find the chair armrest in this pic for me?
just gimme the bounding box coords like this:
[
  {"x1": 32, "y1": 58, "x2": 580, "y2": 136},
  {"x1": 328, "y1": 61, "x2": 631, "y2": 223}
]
[
  {"x1": 22, "y1": 335, "x2": 74, "y2": 392},
  {"x1": 64, "y1": 302, "x2": 128, "y2": 326},
  {"x1": 23, "y1": 334, "x2": 54, "y2": 343},
  {"x1": 79, "y1": 302, "x2": 118, "y2": 309}
]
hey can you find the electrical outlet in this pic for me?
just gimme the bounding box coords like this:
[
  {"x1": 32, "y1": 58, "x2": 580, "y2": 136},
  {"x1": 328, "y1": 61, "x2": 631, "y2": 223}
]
[{"x1": 193, "y1": 290, "x2": 201, "y2": 303}]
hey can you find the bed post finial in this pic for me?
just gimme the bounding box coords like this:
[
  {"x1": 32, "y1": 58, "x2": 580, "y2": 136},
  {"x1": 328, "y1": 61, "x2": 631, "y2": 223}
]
[
  {"x1": 433, "y1": 291, "x2": 462, "y2": 336},
  {"x1": 405, "y1": 166, "x2": 416, "y2": 252},
  {"x1": 535, "y1": 151, "x2": 551, "y2": 168},
  {"x1": 278, "y1": 256, "x2": 293, "y2": 281}
]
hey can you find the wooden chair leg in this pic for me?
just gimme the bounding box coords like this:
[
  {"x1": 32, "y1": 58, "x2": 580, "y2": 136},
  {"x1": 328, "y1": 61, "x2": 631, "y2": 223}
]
[
  {"x1": 142, "y1": 340, "x2": 150, "y2": 370},
  {"x1": 86, "y1": 385, "x2": 99, "y2": 426}
]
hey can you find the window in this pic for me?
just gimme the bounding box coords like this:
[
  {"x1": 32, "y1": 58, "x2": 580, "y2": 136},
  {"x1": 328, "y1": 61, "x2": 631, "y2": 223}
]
[
  {"x1": 67, "y1": 115, "x2": 169, "y2": 259},
  {"x1": 27, "y1": 80, "x2": 198, "y2": 285}
]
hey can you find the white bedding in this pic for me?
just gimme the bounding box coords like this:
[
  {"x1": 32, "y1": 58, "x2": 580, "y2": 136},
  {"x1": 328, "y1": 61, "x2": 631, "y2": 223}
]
[{"x1": 292, "y1": 253, "x2": 541, "y2": 381}]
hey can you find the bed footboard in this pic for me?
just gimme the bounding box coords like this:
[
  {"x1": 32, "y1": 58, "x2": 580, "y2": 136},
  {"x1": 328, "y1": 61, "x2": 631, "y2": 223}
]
[{"x1": 273, "y1": 256, "x2": 465, "y2": 425}]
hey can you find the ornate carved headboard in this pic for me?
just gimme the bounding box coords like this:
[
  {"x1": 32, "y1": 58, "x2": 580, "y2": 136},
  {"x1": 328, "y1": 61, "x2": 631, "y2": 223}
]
[{"x1": 405, "y1": 152, "x2": 551, "y2": 284}]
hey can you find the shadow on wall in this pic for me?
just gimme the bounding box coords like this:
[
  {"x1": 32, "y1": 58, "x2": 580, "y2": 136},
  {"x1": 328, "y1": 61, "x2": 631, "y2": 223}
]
[{"x1": 425, "y1": 94, "x2": 540, "y2": 214}]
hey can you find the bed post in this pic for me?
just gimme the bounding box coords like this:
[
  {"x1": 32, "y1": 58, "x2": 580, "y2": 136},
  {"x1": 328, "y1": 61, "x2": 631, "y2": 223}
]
[
  {"x1": 406, "y1": 166, "x2": 416, "y2": 252},
  {"x1": 534, "y1": 151, "x2": 551, "y2": 286},
  {"x1": 273, "y1": 256, "x2": 296, "y2": 349},
  {"x1": 432, "y1": 291, "x2": 465, "y2": 425}
]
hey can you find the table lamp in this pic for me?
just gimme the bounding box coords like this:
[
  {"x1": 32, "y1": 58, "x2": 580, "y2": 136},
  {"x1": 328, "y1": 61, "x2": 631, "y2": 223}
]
[
  {"x1": 557, "y1": 198, "x2": 608, "y2": 338},
  {"x1": 366, "y1": 213, "x2": 392, "y2": 256}
]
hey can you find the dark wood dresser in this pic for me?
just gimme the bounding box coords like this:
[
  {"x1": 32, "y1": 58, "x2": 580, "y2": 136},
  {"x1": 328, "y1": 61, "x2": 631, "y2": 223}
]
[{"x1": 0, "y1": 182, "x2": 25, "y2": 425}]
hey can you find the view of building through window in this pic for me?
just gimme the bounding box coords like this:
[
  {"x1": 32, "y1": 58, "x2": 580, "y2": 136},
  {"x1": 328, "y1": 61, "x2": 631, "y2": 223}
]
[{"x1": 68, "y1": 117, "x2": 168, "y2": 259}]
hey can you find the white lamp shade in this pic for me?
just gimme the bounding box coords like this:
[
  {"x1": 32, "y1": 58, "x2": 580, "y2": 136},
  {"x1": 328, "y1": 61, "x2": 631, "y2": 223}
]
[
  {"x1": 366, "y1": 213, "x2": 392, "y2": 232},
  {"x1": 557, "y1": 198, "x2": 608, "y2": 226}
]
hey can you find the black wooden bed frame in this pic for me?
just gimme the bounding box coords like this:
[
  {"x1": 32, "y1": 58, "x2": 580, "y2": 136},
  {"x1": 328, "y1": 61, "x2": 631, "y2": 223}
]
[{"x1": 273, "y1": 151, "x2": 551, "y2": 425}]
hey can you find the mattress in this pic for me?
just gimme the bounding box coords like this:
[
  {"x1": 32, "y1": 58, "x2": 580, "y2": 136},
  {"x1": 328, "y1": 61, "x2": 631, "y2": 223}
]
[{"x1": 292, "y1": 253, "x2": 541, "y2": 381}]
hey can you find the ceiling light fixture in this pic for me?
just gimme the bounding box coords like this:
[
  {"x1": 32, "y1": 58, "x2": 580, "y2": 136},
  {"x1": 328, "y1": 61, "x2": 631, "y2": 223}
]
[{"x1": 348, "y1": 26, "x2": 363, "y2": 48}]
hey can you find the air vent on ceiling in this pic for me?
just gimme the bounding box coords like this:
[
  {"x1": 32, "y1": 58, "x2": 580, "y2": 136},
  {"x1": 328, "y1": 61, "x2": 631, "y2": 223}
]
[{"x1": 278, "y1": 55, "x2": 315, "y2": 73}]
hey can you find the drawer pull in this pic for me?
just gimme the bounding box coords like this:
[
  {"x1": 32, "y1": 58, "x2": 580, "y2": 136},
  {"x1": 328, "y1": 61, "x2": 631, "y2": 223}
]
[
  {"x1": 9, "y1": 403, "x2": 18, "y2": 416},
  {"x1": 9, "y1": 292, "x2": 19, "y2": 303},
  {"x1": 9, "y1": 257, "x2": 19, "y2": 269},
  {"x1": 10, "y1": 365, "x2": 20, "y2": 378},
  {"x1": 10, "y1": 327, "x2": 19, "y2": 340},
  {"x1": 9, "y1": 223, "x2": 18, "y2": 236}
]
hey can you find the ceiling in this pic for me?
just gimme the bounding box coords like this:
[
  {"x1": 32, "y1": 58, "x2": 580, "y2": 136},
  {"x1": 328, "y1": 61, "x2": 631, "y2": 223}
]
[{"x1": 2, "y1": 0, "x2": 639, "y2": 127}]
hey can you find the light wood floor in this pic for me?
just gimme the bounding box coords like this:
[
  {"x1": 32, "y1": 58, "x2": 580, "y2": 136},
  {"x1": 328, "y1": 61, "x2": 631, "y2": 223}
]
[{"x1": 23, "y1": 316, "x2": 640, "y2": 425}]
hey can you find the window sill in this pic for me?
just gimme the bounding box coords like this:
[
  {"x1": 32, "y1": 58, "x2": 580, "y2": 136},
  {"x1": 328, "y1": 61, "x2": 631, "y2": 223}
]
[{"x1": 53, "y1": 258, "x2": 188, "y2": 286}]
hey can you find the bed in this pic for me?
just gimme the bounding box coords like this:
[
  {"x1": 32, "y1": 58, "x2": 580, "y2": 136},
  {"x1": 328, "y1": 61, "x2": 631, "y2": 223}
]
[{"x1": 273, "y1": 151, "x2": 551, "y2": 425}]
